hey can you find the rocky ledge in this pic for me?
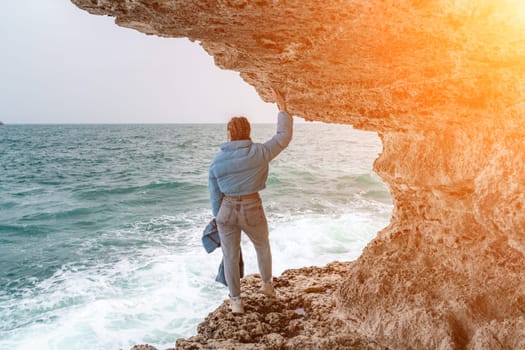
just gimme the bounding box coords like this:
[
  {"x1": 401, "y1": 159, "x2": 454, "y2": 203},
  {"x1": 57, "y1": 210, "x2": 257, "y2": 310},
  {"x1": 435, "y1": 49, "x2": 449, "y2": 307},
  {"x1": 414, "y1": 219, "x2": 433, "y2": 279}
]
[
  {"x1": 136, "y1": 263, "x2": 385, "y2": 350},
  {"x1": 73, "y1": 1, "x2": 525, "y2": 348}
]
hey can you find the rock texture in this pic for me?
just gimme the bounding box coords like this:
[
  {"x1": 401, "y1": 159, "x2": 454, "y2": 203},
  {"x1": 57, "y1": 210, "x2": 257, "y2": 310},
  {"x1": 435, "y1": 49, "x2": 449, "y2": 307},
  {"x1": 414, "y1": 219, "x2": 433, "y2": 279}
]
[
  {"x1": 176, "y1": 264, "x2": 385, "y2": 350},
  {"x1": 72, "y1": 1, "x2": 525, "y2": 348}
]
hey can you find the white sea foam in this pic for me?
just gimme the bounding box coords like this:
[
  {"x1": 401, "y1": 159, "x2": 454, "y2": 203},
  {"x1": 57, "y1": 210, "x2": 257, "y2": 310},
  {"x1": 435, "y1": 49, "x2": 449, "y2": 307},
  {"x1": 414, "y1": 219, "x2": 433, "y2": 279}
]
[
  {"x1": 1, "y1": 231, "x2": 224, "y2": 349},
  {"x1": 0, "y1": 207, "x2": 391, "y2": 350},
  {"x1": 251, "y1": 210, "x2": 390, "y2": 276}
]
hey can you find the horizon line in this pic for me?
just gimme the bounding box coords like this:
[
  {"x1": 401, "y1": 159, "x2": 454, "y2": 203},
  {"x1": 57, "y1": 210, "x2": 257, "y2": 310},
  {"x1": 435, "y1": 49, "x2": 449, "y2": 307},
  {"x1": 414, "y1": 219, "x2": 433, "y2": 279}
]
[{"x1": 1, "y1": 120, "x2": 313, "y2": 126}]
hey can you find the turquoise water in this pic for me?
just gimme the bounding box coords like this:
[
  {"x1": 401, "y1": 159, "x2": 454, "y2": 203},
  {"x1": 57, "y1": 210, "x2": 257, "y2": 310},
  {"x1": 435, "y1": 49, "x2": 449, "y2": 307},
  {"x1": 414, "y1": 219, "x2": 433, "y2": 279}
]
[{"x1": 0, "y1": 123, "x2": 392, "y2": 350}]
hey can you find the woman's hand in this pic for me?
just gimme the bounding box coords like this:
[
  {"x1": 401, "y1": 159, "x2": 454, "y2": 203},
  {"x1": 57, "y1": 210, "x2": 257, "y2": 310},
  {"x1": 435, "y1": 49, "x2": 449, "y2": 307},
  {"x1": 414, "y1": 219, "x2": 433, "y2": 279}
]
[{"x1": 271, "y1": 87, "x2": 287, "y2": 112}]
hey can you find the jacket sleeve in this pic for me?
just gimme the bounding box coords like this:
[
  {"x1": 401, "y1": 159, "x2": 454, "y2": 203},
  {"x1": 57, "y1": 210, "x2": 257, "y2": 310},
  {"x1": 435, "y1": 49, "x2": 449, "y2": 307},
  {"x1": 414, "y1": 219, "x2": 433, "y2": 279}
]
[
  {"x1": 262, "y1": 111, "x2": 293, "y2": 161},
  {"x1": 209, "y1": 167, "x2": 223, "y2": 217}
]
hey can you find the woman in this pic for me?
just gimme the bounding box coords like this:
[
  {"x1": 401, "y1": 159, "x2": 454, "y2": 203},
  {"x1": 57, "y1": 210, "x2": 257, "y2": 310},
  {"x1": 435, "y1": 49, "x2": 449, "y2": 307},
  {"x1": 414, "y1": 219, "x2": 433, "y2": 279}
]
[{"x1": 208, "y1": 88, "x2": 292, "y2": 314}]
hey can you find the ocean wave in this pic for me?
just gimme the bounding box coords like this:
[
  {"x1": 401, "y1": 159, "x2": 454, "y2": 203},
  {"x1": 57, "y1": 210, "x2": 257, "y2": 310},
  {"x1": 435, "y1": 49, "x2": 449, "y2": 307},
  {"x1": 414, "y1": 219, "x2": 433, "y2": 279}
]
[
  {"x1": 0, "y1": 224, "x2": 53, "y2": 236},
  {"x1": 0, "y1": 208, "x2": 389, "y2": 350},
  {"x1": 0, "y1": 239, "x2": 223, "y2": 349},
  {"x1": 19, "y1": 206, "x2": 109, "y2": 222},
  {"x1": 75, "y1": 181, "x2": 205, "y2": 200},
  {"x1": 9, "y1": 188, "x2": 46, "y2": 197}
]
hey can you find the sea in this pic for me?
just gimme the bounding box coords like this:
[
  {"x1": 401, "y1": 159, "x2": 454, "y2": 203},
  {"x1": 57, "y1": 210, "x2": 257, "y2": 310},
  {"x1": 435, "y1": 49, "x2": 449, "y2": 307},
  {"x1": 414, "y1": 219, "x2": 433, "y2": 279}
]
[{"x1": 0, "y1": 123, "x2": 392, "y2": 350}]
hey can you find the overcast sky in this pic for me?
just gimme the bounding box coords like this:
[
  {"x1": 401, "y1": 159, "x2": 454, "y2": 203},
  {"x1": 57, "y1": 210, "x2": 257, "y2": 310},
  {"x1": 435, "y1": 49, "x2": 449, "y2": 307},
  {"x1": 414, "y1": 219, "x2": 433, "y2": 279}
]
[{"x1": 0, "y1": 1, "x2": 278, "y2": 124}]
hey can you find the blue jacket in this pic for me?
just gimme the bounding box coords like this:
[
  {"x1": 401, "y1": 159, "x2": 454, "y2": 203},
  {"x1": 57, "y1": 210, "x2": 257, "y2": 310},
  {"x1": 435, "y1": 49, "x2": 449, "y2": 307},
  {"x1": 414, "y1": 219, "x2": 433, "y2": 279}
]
[
  {"x1": 202, "y1": 218, "x2": 220, "y2": 253},
  {"x1": 209, "y1": 111, "x2": 293, "y2": 215}
]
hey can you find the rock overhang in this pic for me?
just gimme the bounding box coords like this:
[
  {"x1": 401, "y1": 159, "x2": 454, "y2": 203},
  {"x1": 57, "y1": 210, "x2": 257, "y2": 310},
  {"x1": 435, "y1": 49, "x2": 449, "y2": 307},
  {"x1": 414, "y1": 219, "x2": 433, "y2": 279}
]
[{"x1": 72, "y1": 0, "x2": 525, "y2": 132}]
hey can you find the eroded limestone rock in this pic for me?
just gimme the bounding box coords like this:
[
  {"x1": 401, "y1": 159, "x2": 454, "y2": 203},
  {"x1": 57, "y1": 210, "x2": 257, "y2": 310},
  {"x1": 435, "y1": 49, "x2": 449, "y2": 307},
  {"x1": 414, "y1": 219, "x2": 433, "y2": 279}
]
[
  {"x1": 176, "y1": 264, "x2": 385, "y2": 350},
  {"x1": 72, "y1": 1, "x2": 525, "y2": 348}
]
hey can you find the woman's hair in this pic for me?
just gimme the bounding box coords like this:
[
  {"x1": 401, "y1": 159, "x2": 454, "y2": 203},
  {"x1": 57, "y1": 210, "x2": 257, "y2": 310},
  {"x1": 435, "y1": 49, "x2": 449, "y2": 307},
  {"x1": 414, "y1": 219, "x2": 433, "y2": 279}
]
[{"x1": 227, "y1": 116, "x2": 251, "y2": 141}]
